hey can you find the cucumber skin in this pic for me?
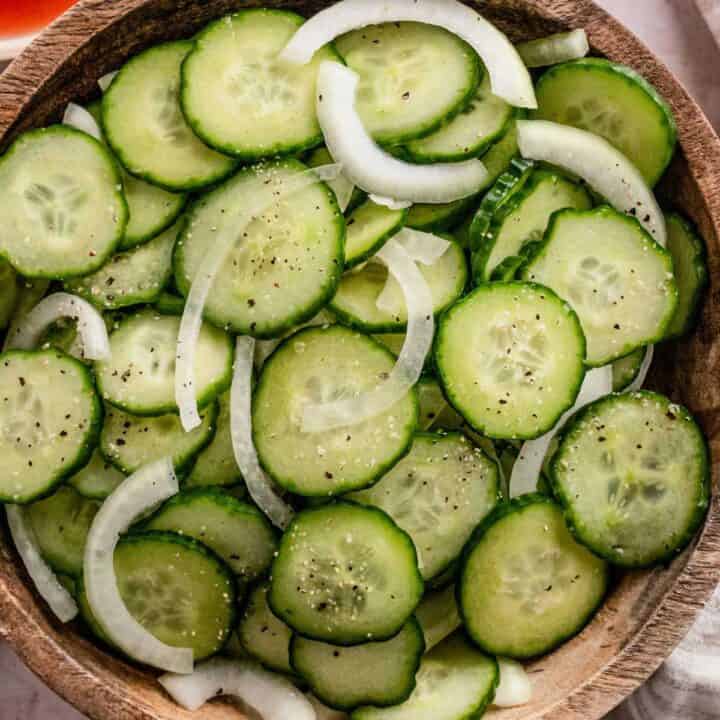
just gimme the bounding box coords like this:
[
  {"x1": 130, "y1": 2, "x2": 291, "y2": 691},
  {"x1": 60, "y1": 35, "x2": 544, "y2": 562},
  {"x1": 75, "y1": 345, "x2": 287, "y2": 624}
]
[
  {"x1": 550, "y1": 391, "x2": 711, "y2": 569},
  {"x1": 120, "y1": 192, "x2": 188, "y2": 252},
  {"x1": 406, "y1": 195, "x2": 478, "y2": 233},
  {"x1": 458, "y1": 493, "x2": 610, "y2": 659},
  {"x1": 345, "y1": 204, "x2": 409, "y2": 270}
]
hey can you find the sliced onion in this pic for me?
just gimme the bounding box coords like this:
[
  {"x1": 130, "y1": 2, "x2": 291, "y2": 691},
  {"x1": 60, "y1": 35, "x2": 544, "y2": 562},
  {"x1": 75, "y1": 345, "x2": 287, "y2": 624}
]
[
  {"x1": 328, "y1": 172, "x2": 356, "y2": 212},
  {"x1": 308, "y1": 693, "x2": 349, "y2": 720},
  {"x1": 280, "y1": 0, "x2": 536, "y2": 108},
  {"x1": 369, "y1": 194, "x2": 413, "y2": 211},
  {"x1": 303, "y1": 236, "x2": 434, "y2": 432},
  {"x1": 626, "y1": 345, "x2": 655, "y2": 393},
  {"x1": 231, "y1": 337, "x2": 295, "y2": 530},
  {"x1": 83, "y1": 458, "x2": 193, "y2": 674},
  {"x1": 8, "y1": 292, "x2": 110, "y2": 360},
  {"x1": 98, "y1": 71, "x2": 118, "y2": 92},
  {"x1": 516, "y1": 29, "x2": 589, "y2": 68},
  {"x1": 510, "y1": 366, "x2": 612, "y2": 498},
  {"x1": 494, "y1": 658, "x2": 533, "y2": 708},
  {"x1": 517, "y1": 120, "x2": 666, "y2": 246},
  {"x1": 6, "y1": 506, "x2": 78, "y2": 623},
  {"x1": 176, "y1": 163, "x2": 342, "y2": 431},
  {"x1": 159, "y1": 657, "x2": 315, "y2": 718},
  {"x1": 62, "y1": 102, "x2": 103, "y2": 141},
  {"x1": 415, "y1": 584, "x2": 461, "y2": 652},
  {"x1": 317, "y1": 62, "x2": 488, "y2": 204}
]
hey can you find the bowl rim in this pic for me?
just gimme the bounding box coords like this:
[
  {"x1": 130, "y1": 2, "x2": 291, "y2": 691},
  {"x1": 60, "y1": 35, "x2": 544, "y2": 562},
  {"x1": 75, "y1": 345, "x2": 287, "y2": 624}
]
[{"x1": 0, "y1": 1, "x2": 719, "y2": 719}]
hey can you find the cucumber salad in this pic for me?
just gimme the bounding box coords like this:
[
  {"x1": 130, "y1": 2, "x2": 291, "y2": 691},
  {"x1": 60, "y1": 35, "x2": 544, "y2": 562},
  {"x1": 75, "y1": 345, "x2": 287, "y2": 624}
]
[{"x1": 0, "y1": 0, "x2": 711, "y2": 717}]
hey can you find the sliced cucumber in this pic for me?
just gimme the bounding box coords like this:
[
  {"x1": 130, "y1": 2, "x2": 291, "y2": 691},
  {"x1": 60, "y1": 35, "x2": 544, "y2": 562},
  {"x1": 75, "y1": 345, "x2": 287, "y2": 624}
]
[
  {"x1": 100, "y1": 403, "x2": 217, "y2": 474},
  {"x1": 348, "y1": 433, "x2": 498, "y2": 582},
  {"x1": 68, "y1": 448, "x2": 125, "y2": 500},
  {"x1": 96, "y1": 310, "x2": 232, "y2": 415},
  {"x1": 476, "y1": 170, "x2": 592, "y2": 281},
  {"x1": 404, "y1": 70, "x2": 512, "y2": 163},
  {"x1": 0, "y1": 259, "x2": 19, "y2": 330},
  {"x1": 154, "y1": 291, "x2": 185, "y2": 316},
  {"x1": 65, "y1": 220, "x2": 177, "y2": 310},
  {"x1": 406, "y1": 196, "x2": 476, "y2": 233},
  {"x1": 0, "y1": 127, "x2": 127, "y2": 279},
  {"x1": 0, "y1": 349, "x2": 101, "y2": 503},
  {"x1": 113, "y1": 531, "x2": 236, "y2": 661},
  {"x1": 520, "y1": 207, "x2": 678, "y2": 366},
  {"x1": 291, "y1": 618, "x2": 424, "y2": 711},
  {"x1": 253, "y1": 326, "x2": 418, "y2": 497},
  {"x1": 269, "y1": 503, "x2": 423, "y2": 645},
  {"x1": 435, "y1": 282, "x2": 586, "y2": 440},
  {"x1": 415, "y1": 585, "x2": 461, "y2": 652},
  {"x1": 534, "y1": 58, "x2": 677, "y2": 186},
  {"x1": 174, "y1": 159, "x2": 344, "y2": 338},
  {"x1": 238, "y1": 581, "x2": 293, "y2": 673},
  {"x1": 186, "y1": 392, "x2": 243, "y2": 488},
  {"x1": 352, "y1": 634, "x2": 498, "y2": 720},
  {"x1": 551, "y1": 391, "x2": 710, "y2": 568},
  {"x1": 417, "y1": 377, "x2": 449, "y2": 430},
  {"x1": 345, "y1": 200, "x2": 407, "y2": 269},
  {"x1": 335, "y1": 22, "x2": 480, "y2": 144},
  {"x1": 102, "y1": 41, "x2": 236, "y2": 191},
  {"x1": 330, "y1": 238, "x2": 467, "y2": 332},
  {"x1": 459, "y1": 495, "x2": 609, "y2": 658},
  {"x1": 612, "y1": 347, "x2": 646, "y2": 392},
  {"x1": 25, "y1": 485, "x2": 100, "y2": 576},
  {"x1": 664, "y1": 211, "x2": 708, "y2": 339},
  {"x1": 181, "y1": 10, "x2": 339, "y2": 160},
  {"x1": 3, "y1": 278, "x2": 50, "y2": 351}
]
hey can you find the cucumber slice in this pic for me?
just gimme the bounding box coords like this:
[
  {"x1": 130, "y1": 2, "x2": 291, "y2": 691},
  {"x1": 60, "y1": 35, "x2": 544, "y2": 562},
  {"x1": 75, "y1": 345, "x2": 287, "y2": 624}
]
[
  {"x1": 175, "y1": 159, "x2": 344, "y2": 338},
  {"x1": 181, "y1": 10, "x2": 339, "y2": 160},
  {"x1": 68, "y1": 448, "x2": 125, "y2": 500},
  {"x1": 0, "y1": 127, "x2": 127, "y2": 279},
  {"x1": 100, "y1": 403, "x2": 217, "y2": 474},
  {"x1": 186, "y1": 392, "x2": 243, "y2": 488},
  {"x1": 406, "y1": 196, "x2": 476, "y2": 233},
  {"x1": 612, "y1": 347, "x2": 646, "y2": 392},
  {"x1": 330, "y1": 238, "x2": 467, "y2": 332},
  {"x1": 347, "y1": 433, "x2": 499, "y2": 582},
  {"x1": 238, "y1": 581, "x2": 293, "y2": 673},
  {"x1": 269, "y1": 503, "x2": 423, "y2": 645},
  {"x1": 102, "y1": 41, "x2": 237, "y2": 192},
  {"x1": 534, "y1": 58, "x2": 677, "y2": 186},
  {"x1": 417, "y1": 377, "x2": 448, "y2": 430},
  {"x1": 459, "y1": 495, "x2": 609, "y2": 658},
  {"x1": 664, "y1": 211, "x2": 708, "y2": 339},
  {"x1": 253, "y1": 326, "x2": 418, "y2": 497},
  {"x1": 404, "y1": 71, "x2": 512, "y2": 163},
  {"x1": 520, "y1": 207, "x2": 678, "y2": 366},
  {"x1": 3, "y1": 278, "x2": 50, "y2": 351},
  {"x1": 353, "y1": 634, "x2": 498, "y2": 720},
  {"x1": 345, "y1": 200, "x2": 407, "y2": 269},
  {"x1": 154, "y1": 291, "x2": 185, "y2": 316},
  {"x1": 25, "y1": 486, "x2": 100, "y2": 576},
  {"x1": 96, "y1": 310, "x2": 232, "y2": 416},
  {"x1": 0, "y1": 349, "x2": 101, "y2": 503},
  {"x1": 476, "y1": 170, "x2": 592, "y2": 281},
  {"x1": 144, "y1": 488, "x2": 276, "y2": 580},
  {"x1": 291, "y1": 618, "x2": 425, "y2": 711},
  {"x1": 65, "y1": 220, "x2": 177, "y2": 310},
  {"x1": 113, "y1": 531, "x2": 236, "y2": 661},
  {"x1": 551, "y1": 391, "x2": 710, "y2": 568},
  {"x1": 0, "y1": 259, "x2": 19, "y2": 330},
  {"x1": 415, "y1": 585, "x2": 461, "y2": 652},
  {"x1": 435, "y1": 282, "x2": 586, "y2": 440},
  {"x1": 335, "y1": 22, "x2": 480, "y2": 144}
]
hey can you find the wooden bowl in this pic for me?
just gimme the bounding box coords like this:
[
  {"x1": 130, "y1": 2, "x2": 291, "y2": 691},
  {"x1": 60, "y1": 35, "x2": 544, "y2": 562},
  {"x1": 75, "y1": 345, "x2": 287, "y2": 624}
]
[{"x1": 0, "y1": 1, "x2": 719, "y2": 718}]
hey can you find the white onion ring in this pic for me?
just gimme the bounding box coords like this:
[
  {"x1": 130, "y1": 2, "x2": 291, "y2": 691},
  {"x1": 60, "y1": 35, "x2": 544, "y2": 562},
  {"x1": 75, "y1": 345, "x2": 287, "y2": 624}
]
[
  {"x1": 280, "y1": 0, "x2": 536, "y2": 109},
  {"x1": 176, "y1": 163, "x2": 342, "y2": 431},
  {"x1": 328, "y1": 172, "x2": 355, "y2": 212},
  {"x1": 316, "y1": 62, "x2": 488, "y2": 204},
  {"x1": 159, "y1": 657, "x2": 315, "y2": 718},
  {"x1": 230, "y1": 337, "x2": 294, "y2": 530},
  {"x1": 516, "y1": 29, "x2": 589, "y2": 68},
  {"x1": 626, "y1": 346, "x2": 655, "y2": 393},
  {"x1": 8, "y1": 292, "x2": 110, "y2": 361},
  {"x1": 494, "y1": 658, "x2": 533, "y2": 707},
  {"x1": 62, "y1": 102, "x2": 103, "y2": 141},
  {"x1": 98, "y1": 71, "x2": 118, "y2": 92},
  {"x1": 83, "y1": 458, "x2": 193, "y2": 674},
  {"x1": 303, "y1": 236, "x2": 434, "y2": 432},
  {"x1": 369, "y1": 195, "x2": 413, "y2": 211},
  {"x1": 6, "y1": 506, "x2": 78, "y2": 623}
]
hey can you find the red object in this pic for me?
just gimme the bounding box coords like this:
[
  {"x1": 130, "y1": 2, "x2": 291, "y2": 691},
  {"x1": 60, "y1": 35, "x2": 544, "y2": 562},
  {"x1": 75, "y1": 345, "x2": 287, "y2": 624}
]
[{"x1": 0, "y1": 0, "x2": 77, "y2": 38}]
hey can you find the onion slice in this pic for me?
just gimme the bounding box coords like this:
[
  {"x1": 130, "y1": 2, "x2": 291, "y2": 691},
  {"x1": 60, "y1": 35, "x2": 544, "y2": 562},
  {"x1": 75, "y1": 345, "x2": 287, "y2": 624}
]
[
  {"x1": 83, "y1": 458, "x2": 193, "y2": 674},
  {"x1": 231, "y1": 337, "x2": 295, "y2": 530},
  {"x1": 328, "y1": 172, "x2": 355, "y2": 212},
  {"x1": 176, "y1": 163, "x2": 342, "y2": 431},
  {"x1": 516, "y1": 29, "x2": 589, "y2": 68},
  {"x1": 510, "y1": 366, "x2": 612, "y2": 498},
  {"x1": 6, "y1": 506, "x2": 78, "y2": 623},
  {"x1": 303, "y1": 237, "x2": 434, "y2": 432},
  {"x1": 517, "y1": 120, "x2": 666, "y2": 245},
  {"x1": 159, "y1": 657, "x2": 315, "y2": 718},
  {"x1": 494, "y1": 658, "x2": 533, "y2": 708},
  {"x1": 8, "y1": 292, "x2": 110, "y2": 361},
  {"x1": 280, "y1": 0, "x2": 536, "y2": 108},
  {"x1": 98, "y1": 71, "x2": 118, "y2": 92},
  {"x1": 626, "y1": 346, "x2": 655, "y2": 393},
  {"x1": 317, "y1": 62, "x2": 488, "y2": 204},
  {"x1": 62, "y1": 102, "x2": 103, "y2": 141},
  {"x1": 369, "y1": 195, "x2": 413, "y2": 211}
]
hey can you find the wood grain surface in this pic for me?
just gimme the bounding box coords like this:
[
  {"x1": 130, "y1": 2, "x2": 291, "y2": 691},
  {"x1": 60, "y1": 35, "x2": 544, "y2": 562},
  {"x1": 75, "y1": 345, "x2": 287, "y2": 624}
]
[{"x1": 0, "y1": 2, "x2": 719, "y2": 719}]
